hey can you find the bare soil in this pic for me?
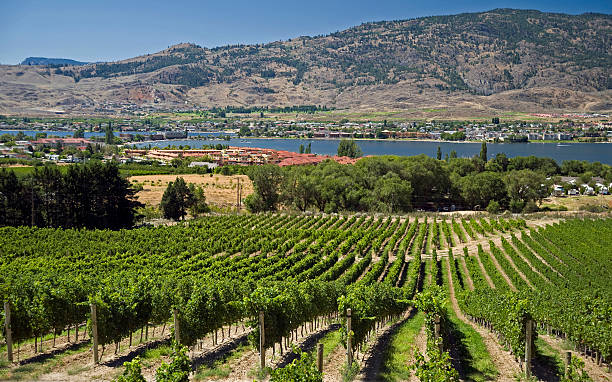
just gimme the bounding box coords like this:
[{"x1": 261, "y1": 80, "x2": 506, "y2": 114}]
[
  {"x1": 129, "y1": 174, "x2": 253, "y2": 208},
  {"x1": 322, "y1": 345, "x2": 345, "y2": 382},
  {"x1": 541, "y1": 195, "x2": 612, "y2": 212}
]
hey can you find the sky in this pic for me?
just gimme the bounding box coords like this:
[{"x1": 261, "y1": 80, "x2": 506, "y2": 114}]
[{"x1": 1, "y1": 0, "x2": 610, "y2": 65}]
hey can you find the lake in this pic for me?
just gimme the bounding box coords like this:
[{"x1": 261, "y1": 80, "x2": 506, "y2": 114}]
[
  {"x1": 2, "y1": 130, "x2": 610, "y2": 164},
  {"x1": 134, "y1": 137, "x2": 612, "y2": 165}
]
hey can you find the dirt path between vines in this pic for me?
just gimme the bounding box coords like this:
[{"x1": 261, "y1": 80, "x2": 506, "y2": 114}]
[
  {"x1": 484, "y1": 243, "x2": 518, "y2": 291},
  {"x1": 459, "y1": 255, "x2": 475, "y2": 290},
  {"x1": 409, "y1": 326, "x2": 428, "y2": 382},
  {"x1": 539, "y1": 335, "x2": 611, "y2": 382},
  {"x1": 499, "y1": 244, "x2": 534, "y2": 289},
  {"x1": 445, "y1": 260, "x2": 521, "y2": 382},
  {"x1": 355, "y1": 309, "x2": 417, "y2": 382},
  {"x1": 223, "y1": 319, "x2": 337, "y2": 381},
  {"x1": 473, "y1": 250, "x2": 496, "y2": 289},
  {"x1": 507, "y1": 239, "x2": 552, "y2": 284}
]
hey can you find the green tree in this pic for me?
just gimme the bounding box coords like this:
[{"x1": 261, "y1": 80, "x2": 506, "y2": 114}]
[
  {"x1": 105, "y1": 124, "x2": 114, "y2": 145},
  {"x1": 245, "y1": 165, "x2": 283, "y2": 212},
  {"x1": 239, "y1": 126, "x2": 251, "y2": 137},
  {"x1": 479, "y1": 142, "x2": 488, "y2": 162},
  {"x1": 281, "y1": 166, "x2": 315, "y2": 212},
  {"x1": 436, "y1": 146, "x2": 442, "y2": 160},
  {"x1": 459, "y1": 171, "x2": 508, "y2": 210},
  {"x1": 305, "y1": 142, "x2": 312, "y2": 154},
  {"x1": 73, "y1": 128, "x2": 85, "y2": 138},
  {"x1": 372, "y1": 172, "x2": 413, "y2": 212},
  {"x1": 505, "y1": 169, "x2": 549, "y2": 211},
  {"x1": 299, "y1": 144, "x2": 304, "y2": 154},
  {"x1": 337, "y1": 139, "x2": 362, "y2": 158},
  {"x1": 160, "y1": 177, "x2": 193, "y2": 220},
  {"x1": 486, "y1": 200, "x2": 501, "y2": 214},
  {"x1": 450, "y1": 150, "x2": 457, "y2": 159},
  {"x1": 188, "y1": 184, "x2": 210, "y2": 216}
]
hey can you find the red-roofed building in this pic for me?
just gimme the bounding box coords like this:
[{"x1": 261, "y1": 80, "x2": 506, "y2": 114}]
[
  {"x1": 125, "y1": 146, "x2": 358, "y2": 167},
  {"x1": 30, "y1": 138, "x2": 92, "y2": 150}
]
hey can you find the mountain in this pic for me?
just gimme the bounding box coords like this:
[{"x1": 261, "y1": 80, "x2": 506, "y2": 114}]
[
  {"x1": 20, "y1": 57, "x2": 90, "y2": 66},
  {"x1": 1, "y1": 9, "x2": 610, "y2": 117}
]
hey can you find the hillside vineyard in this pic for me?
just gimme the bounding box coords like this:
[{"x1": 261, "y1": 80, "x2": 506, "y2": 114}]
[{"x1": 0, "y1": 214, "x2": 610, "y2": 379}]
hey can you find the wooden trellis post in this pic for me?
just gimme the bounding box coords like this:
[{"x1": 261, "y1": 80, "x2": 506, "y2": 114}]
[
  {"x1": 525, "y1": 319, "x2": 533, "y2": 378},
  {"x1": 173, "y1": 309, "x2": 180, "y2": 344},
  {"x1": 90, "y1": 304, "x2": 99, "y2": 364},
  {"x1": 4, "y1": 302, "x2": 13, "y2": 363},
  {"x1": 317, "y1": 343, "x2": 324, "y2": 372},
  {"x1": 259, "y1": 311, "x2": 265, "y2": 370},
  {"x1": 347, "y1": 309, "x2": 353, "y2": 367}
]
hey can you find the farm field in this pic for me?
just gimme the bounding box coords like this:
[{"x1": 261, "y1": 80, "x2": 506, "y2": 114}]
[
  {"x1": 129, "y1": 174, "x2": 253, "y2": 208},
  {"x1": 0, "y1": 214, "x2": 610, "y2": 381},
  {"x1": 540, "y1": 195, "x2": 612, "y2": 212}
]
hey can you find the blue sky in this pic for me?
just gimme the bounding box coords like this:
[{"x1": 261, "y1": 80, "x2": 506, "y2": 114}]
[{"x1": 1, "y1": 0, "x2": 610, "y2": 64}]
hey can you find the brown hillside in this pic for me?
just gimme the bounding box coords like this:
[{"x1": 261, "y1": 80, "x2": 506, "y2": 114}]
[{"x1": 1, "y1": 9, "x2": 610, "y2": 116}]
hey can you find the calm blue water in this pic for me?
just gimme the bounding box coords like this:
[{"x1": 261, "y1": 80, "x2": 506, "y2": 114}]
[
  {"x1": 133, "y1": 137, "x2": 612, "y2": 165},
  {"x1": 2, "y1": 130, "x2": 610, "y2": 164}
]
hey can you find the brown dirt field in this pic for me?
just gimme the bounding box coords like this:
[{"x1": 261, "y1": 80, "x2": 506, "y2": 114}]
[
  {"x1": 33, "y1": 323, "x2": 250, "y2": 382},
  {"x1": 541, "y1": 195, "x2": 612, "y2": 211},
  {"x1": 129, "y1": 174, "x2": 253, "y2": 208},
  {"x1": 30, "y1": 324, "x2": 171, "y2": 382}
]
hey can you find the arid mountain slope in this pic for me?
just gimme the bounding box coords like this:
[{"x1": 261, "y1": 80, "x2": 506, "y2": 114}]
[{"x1": 1, "y1": 9, "x2": 610, "y2": 116}]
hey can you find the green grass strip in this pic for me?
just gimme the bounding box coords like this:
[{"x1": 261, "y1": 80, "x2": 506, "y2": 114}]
[{"x1": 379, "y1": 312, "x2": 425, "y2": 382}]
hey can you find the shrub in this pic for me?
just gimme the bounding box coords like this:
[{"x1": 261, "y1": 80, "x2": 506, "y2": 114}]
[
  {"x1": 155, "y1": 342, "x2": 190, "y2": 382},
  {"x1": 270, "y1": 348, "x2": 322, "y2": 382},
  {"x1": 115, "y1": 357, "x2": 146, "y2": 382},
  {"x1": 486, "y1": 200, "x2": 501, "y2": 214}
]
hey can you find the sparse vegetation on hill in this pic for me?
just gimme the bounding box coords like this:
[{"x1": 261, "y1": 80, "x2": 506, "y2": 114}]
[{"x1": 2, "y1": 9, "x2": 611, "y2": 115}]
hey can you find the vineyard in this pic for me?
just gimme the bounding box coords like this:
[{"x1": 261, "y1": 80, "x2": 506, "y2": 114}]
[{"x1": 0, "y1": 214, "x2": 610, "y2": 381}]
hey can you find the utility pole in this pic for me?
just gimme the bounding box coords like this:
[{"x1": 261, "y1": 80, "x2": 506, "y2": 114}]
[{"x1": 237, "y1": 177, "x2": 240, "y2": 209}]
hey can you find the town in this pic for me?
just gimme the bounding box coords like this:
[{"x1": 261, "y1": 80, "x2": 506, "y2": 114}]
[{"x1": 0, "y1": 113, "x2": 611, "y2": 144}]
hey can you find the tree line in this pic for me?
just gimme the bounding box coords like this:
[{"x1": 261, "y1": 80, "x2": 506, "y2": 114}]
[
  {"x1": 244, "y1": 151, "x2": 612, "y2": 214},
  {"x1": 0, "y1": 162, "x2": 142, "y2": 229}
]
